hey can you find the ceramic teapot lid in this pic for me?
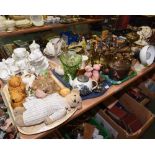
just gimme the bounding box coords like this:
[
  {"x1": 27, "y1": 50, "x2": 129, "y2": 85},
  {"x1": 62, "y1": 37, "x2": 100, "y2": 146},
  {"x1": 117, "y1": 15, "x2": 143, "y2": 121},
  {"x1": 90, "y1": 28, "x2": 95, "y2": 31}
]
[
  {"x1": 77, "y1": 75, "x2": 89, "y2": 83},
  {"x1": 29, "y1": 40, "x2": 40, "y2": 50}
]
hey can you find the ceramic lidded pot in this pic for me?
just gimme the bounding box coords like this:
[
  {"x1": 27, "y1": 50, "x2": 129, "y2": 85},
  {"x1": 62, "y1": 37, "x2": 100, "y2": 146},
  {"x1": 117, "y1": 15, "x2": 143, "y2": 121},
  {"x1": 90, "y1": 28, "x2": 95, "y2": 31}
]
[
  {"x1": 109, "y1": 59, "x2": 131, "y2": 81},
  {"x1": 29, "y1": 40, "x2": 40, "y2": 52}
]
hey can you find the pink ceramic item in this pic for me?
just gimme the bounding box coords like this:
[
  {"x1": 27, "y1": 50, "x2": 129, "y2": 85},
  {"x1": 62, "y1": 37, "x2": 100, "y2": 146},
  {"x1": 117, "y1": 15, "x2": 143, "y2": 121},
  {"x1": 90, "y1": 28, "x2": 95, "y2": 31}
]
[
  {"x1": 85, "y1": 65, "x2": 93, "y2": 72},
  {"x1": 92, "y1": 70, "x2": 100, "y2": 82},
  {"x1": 84, "y1": 71, "x2": 93, "y2": 78},
  {"x1": 93, "y1": 64, "x2": 101, "y2": 71}
]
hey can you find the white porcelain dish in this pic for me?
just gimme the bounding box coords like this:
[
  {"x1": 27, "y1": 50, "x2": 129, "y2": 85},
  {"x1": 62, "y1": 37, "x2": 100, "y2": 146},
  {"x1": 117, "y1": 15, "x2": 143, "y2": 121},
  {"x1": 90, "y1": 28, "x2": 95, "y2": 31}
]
[
  {"x1": 30, "y1": 15, "x2": 44, "y2": 27},
  {"x1": 139, "y1": 45, "x2": 155, "y2": 65}
]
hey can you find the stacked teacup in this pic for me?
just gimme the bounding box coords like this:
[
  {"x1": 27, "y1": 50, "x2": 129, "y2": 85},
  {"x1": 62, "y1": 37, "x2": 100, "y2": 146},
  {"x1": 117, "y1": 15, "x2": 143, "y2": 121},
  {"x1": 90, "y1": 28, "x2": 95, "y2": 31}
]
[{"x1": 12, "y1": 48, "x2": 30, "y2": 72}]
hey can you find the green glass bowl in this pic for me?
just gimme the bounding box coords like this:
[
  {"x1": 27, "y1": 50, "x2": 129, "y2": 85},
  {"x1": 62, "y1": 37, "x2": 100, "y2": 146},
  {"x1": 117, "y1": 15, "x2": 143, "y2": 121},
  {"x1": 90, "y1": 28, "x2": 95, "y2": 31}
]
[{"x1": 60, "y1": 51, "x2": 82, "y2": 81}]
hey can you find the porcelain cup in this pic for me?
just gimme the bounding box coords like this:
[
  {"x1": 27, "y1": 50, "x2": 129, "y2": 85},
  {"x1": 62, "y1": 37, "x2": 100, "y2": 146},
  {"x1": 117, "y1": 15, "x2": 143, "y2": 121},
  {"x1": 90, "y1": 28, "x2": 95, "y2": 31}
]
[
  {"x1": 13, "y1": 48, "x2": 27, "y2": 58},
  {"x1": 0, "y1": 68, "x2": 10, "y2": 82},
  {"x1": 5, "y1": 58, "x2": 15, "y2": 67}
]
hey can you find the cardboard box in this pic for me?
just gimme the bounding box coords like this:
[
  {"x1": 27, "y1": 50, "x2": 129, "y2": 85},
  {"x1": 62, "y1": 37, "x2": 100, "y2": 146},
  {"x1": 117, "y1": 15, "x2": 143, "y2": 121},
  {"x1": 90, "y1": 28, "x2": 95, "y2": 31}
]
[
  {"x1": 125, "y1": 92, "x2": 150, "y2": 106},
  {"x1": 99, "y1": 94, "x2": 154, "y2": 138},
  {"x1": 138, "y1": 81, "x2": 155, "y2": 100}
]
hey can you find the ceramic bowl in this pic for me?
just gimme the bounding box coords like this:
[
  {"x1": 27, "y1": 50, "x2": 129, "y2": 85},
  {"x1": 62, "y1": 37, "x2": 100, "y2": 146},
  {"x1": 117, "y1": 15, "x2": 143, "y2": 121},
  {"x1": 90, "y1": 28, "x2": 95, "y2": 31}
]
[
  {"x1": 139, "y1": 45, "x2": 155, "y2": 65},
  {"x1": 30, "y1": 15, "x2": 44, "y2": 26}
]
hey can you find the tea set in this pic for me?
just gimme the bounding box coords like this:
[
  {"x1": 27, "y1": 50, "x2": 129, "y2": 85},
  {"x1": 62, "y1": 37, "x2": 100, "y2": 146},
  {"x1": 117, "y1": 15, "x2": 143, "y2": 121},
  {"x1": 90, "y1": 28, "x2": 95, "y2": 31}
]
[
  {"x1": 45, "y1": 16, "x2": 61, "y2": 24},
  {"x1": 0, "y1": 40, "x2": 49, "y2": 82}
]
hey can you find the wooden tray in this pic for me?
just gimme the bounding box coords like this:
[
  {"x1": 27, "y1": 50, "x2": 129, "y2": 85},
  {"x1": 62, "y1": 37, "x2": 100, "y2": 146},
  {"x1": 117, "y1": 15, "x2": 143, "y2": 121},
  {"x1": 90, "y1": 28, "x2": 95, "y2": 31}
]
[{"x1": 1, "y1": 85, "x2": 76, "y2": 135}]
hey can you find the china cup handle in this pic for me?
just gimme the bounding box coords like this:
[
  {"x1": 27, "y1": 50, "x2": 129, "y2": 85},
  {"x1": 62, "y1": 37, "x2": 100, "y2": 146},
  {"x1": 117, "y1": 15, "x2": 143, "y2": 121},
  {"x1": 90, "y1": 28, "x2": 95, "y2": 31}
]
[{"x1": 92, "y1": 80, "x2": 98, "y2": 90}]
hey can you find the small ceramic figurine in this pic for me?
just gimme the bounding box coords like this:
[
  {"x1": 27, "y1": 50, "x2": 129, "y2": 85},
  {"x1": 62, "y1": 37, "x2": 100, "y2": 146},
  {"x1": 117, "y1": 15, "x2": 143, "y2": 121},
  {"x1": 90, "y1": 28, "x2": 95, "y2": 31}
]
[
  {"x1": 44, "y1": 38, "x2": 65, "y2": 57},
  {"x1": 68, "y1": 74, "x2": 98, "y2": 96},
  {"x1": 135, "y1": 26, "x2": 152, "y2": 46}
]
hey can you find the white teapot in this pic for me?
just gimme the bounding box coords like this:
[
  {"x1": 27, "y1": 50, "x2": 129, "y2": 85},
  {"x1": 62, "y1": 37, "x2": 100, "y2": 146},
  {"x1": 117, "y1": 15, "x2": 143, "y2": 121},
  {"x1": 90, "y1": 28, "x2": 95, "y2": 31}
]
[
  {"x1": 68, "y1": 74, "x2": 98, "y2": 96},
  {"x1": 29, "y1": 40, "x2": 40, "y2": 52},
  {"x1": 29, "y1": 49, "x2": 43, "y2": 62}
]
